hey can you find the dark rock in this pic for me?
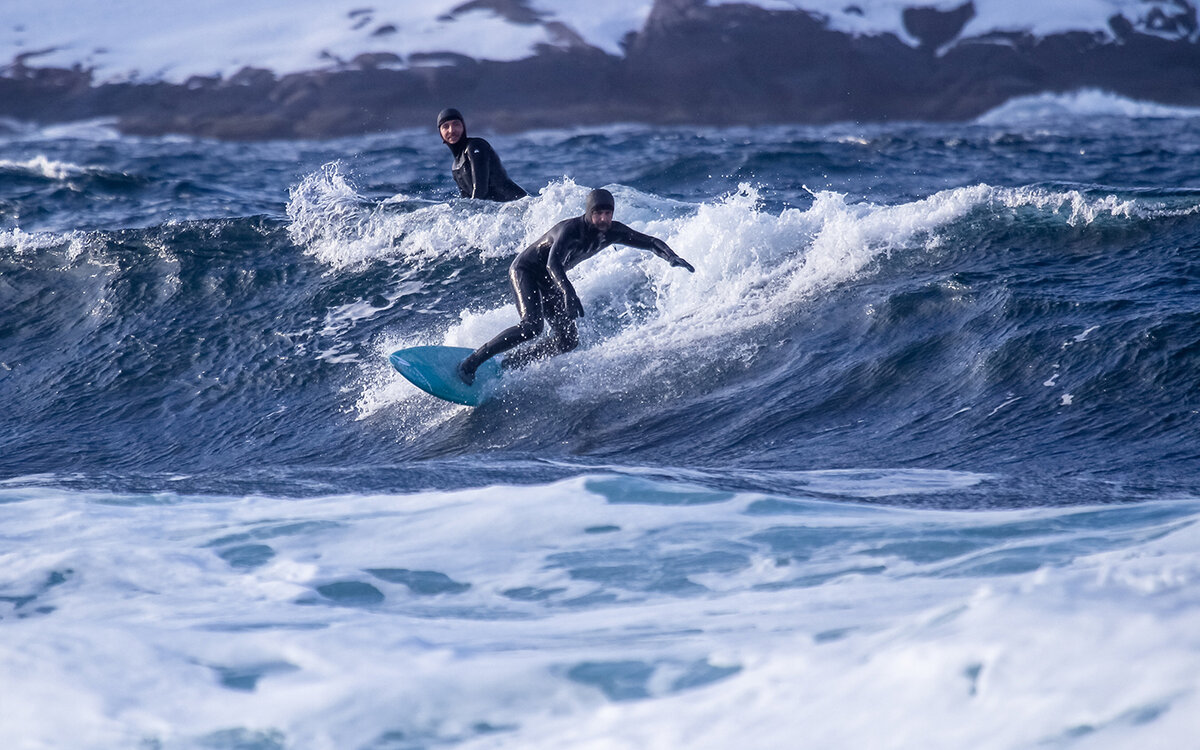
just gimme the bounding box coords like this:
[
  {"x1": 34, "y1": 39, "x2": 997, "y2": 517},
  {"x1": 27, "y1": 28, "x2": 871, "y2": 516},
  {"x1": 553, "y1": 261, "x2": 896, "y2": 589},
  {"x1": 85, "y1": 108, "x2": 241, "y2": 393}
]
[
  {"x1": 227, "y1": 66, "x2": 276, "y2": 87},
  {"x1": 445, "y1": 0, "x2": 544, "y2": 25},
  {"x1": 185, "y1": 74, "x2": 221, "y2": 90},
  {"x1": 351, "y1": 52, "x2": 403, "y2": 70},
  {"x1": 1109, "y1": 14, "x2": 1137, "y2": 41},
  {"x1": 903, "y1": 2, "x2": 976, "y2": 51}
]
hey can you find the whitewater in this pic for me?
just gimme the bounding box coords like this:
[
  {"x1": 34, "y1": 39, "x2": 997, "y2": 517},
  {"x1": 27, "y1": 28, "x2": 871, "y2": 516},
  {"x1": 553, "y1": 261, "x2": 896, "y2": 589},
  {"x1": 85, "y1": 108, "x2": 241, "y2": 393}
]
[{"x1": 2, "y1": 91, "x2": 1200, "y2": 749}]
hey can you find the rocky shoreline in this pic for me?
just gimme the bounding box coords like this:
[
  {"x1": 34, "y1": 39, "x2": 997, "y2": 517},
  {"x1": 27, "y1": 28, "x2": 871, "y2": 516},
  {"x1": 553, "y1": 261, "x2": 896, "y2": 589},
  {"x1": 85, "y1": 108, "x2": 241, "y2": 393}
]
[{"x1": 3, "y1": 0, "x2": 1200, "y2": 139}]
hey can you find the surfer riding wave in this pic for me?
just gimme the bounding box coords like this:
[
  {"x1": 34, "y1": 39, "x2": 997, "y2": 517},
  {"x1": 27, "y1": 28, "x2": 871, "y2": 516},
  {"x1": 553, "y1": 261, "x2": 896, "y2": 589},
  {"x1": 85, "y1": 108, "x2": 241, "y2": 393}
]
[{"x1": 457, "y1": 188, "x2": 695, "y2": 384}]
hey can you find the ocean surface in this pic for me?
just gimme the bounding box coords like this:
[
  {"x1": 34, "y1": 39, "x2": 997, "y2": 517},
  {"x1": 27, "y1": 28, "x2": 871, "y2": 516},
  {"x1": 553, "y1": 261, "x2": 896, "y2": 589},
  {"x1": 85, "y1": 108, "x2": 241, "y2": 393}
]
[{"x1": 3, "y1": 92, "x2": 1200, "y2": 748}]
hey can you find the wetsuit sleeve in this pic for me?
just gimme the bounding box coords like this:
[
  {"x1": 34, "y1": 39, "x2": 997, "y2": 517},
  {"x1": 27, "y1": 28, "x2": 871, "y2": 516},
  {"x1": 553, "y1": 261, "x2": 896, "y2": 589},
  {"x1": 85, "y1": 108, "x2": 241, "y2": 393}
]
[
  {"x1": 612, "y1": 223, "x2": 695, "y2": 271},
  {"x1": 546, "y1": 226, "x2": 585, "y2": 318},
  {"x1": 466, "y1": 139, "x2": 492, "y2": 199}
]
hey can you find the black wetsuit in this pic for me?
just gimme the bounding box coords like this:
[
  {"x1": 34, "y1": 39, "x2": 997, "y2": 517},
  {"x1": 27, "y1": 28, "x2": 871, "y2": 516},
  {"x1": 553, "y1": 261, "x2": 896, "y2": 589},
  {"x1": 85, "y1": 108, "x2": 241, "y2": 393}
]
[
  {"x1": 460, "y1": 215, "x2": 690, "y2": 377},
  {"x1": 448, "y1": 136, "x2": 527, "y2": 202}
]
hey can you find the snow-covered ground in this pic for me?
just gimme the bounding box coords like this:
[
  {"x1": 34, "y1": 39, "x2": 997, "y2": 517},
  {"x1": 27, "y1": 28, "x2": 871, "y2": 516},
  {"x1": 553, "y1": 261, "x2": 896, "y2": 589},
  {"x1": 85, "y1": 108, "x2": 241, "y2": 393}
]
[
  {"x1": 2, "y1": 1, "x2": 1195, "y2": 84},
  {"x1": 740, "y1": 0, "x2": 1198, "y2": 44}
]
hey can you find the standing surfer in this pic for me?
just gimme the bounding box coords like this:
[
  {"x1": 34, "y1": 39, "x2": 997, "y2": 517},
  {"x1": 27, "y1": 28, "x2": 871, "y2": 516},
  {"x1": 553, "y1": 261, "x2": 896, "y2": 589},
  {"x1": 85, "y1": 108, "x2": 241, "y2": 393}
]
[
  {"x1": 437, "y1": 108, "x2": 527, "y2": 202},
  {"x1": 457, "y1": 188, "x2": 695, "y2": 383}
]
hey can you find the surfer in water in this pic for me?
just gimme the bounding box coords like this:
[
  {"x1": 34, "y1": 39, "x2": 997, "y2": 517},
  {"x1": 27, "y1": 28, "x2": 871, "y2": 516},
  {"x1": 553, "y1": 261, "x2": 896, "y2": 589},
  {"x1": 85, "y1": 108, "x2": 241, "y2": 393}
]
[
  {"x1": 437, "y1": 108, "x2": 527, "y2": 202},
  {"x1": 457, "y1": 188, "x2": 695, "y2": 384}
]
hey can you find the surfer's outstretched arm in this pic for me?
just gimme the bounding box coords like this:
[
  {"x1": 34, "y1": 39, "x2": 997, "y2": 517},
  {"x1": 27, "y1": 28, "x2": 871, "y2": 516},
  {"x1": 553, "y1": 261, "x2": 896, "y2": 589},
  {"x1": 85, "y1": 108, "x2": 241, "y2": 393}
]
[{"x1": 613, "y1": 224, "x2": 696, "y2": 272}]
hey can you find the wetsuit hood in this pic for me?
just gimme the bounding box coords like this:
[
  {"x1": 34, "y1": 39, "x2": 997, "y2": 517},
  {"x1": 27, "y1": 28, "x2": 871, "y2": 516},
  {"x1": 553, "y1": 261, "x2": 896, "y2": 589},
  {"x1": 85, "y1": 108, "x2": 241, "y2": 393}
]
[
  {"x1": 586, "y1": 189, "x2": 615, "y2": 216},
  {"x1": 437, "y1": 108, "x2": 469, "y2": 155},
  {"x1": 437, "y1": 108, "x2": 464, "y2": 129}
]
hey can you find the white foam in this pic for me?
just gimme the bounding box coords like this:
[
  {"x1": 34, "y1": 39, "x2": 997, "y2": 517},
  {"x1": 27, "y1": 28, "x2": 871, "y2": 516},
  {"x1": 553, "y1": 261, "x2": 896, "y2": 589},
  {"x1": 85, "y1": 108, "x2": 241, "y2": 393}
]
[
  {"x1": 0, "y1": 154, "x2": 94, "y2": 179},
  {"x1": 0, "y1": 226, "x2": 94, "y2": 258},
  {"x1": 993, "y1": 183, "x2": 1200, "y2": 226},
  {"x1": 286, "y1": 163, "x2": 585, "y2": 269},
  {"x1": 978, "y1": 89, "x2": 1200, "y2": 123},
  {"x1": 3, "y1": 481, "x2": 1200, "y2": 748}
]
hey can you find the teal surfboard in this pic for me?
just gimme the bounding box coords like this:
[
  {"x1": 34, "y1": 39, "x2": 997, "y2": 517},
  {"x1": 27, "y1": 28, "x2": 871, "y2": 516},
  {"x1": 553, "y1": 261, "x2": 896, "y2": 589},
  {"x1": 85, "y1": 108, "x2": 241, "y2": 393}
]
[{"x1": 389, "y1": 346, "x2": 501, "y2": 406}]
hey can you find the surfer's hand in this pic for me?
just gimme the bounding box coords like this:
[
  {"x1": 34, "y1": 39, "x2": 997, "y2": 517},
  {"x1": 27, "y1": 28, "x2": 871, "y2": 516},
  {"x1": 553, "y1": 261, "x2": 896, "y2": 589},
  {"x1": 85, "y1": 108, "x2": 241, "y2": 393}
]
[
  {"x1": 567, "y1": 294, "x2": 585, "y2": 318},
  {"x1": 671, "y1": 256, "x2": 695, "y2": 273}
]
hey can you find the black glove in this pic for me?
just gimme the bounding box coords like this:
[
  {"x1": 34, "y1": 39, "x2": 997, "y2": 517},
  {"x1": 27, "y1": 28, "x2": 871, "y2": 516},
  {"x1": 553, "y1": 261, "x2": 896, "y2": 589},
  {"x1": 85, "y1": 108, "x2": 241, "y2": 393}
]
[{"x1": 671, "y1": 256, "x2": 696, "y2": 273}]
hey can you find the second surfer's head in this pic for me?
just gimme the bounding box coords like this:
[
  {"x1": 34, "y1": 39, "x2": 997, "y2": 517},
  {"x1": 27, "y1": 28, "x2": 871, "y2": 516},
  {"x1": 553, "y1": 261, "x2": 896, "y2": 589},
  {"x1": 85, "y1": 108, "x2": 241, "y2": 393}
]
[{"x1": 437, "y1": 108, "x2": 465, "y2": 145}]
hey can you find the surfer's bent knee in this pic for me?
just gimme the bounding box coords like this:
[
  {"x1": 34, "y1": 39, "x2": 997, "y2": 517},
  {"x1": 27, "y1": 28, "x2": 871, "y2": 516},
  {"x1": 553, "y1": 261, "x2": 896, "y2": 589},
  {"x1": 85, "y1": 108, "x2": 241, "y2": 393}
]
[{"x1": 516, "y1": 318, "x2": 544, "y2": 339}]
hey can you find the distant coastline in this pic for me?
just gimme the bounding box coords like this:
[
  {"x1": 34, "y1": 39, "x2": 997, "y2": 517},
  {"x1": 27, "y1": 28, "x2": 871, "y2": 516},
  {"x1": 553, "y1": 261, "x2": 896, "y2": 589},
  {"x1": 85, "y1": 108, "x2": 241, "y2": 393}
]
[{"x1": 4, "y1": 0, "x2": 1200, "y2": 140}]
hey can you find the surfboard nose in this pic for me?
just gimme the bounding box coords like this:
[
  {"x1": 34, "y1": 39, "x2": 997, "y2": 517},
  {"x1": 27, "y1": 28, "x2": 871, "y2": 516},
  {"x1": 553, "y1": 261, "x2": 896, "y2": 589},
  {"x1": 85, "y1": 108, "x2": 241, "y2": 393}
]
[{"x1": 389, "y1": 346, "x2": 500, "y2": 406}]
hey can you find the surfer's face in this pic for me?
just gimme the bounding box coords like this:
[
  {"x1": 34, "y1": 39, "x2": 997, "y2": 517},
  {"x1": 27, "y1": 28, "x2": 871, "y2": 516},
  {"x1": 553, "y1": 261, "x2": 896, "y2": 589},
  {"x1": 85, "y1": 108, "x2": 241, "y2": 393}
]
[
  {"x1": 589, "y1": 209, "x2": 613, "y2": 231},
  {"x1": 439, "y1": 119, "x2": 464, "y2": 144}
]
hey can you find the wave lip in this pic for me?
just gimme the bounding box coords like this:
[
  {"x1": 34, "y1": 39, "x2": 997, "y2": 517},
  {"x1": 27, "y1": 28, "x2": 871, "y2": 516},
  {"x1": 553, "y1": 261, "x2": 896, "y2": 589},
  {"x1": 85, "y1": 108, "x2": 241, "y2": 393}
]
[{"x1": 0, "y1": 155, "x2": 97, "y2": 180}]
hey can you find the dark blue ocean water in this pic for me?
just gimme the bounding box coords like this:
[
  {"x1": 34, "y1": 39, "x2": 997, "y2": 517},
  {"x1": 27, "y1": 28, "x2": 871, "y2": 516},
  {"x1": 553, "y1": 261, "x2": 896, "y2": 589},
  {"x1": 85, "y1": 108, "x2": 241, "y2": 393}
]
[
  {"x1": 2, "y1": 108, "x2": 1198, "y2": 502},
  {"x1": 4, "y1": 101, "x2": 1200, "y2": 750}
]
